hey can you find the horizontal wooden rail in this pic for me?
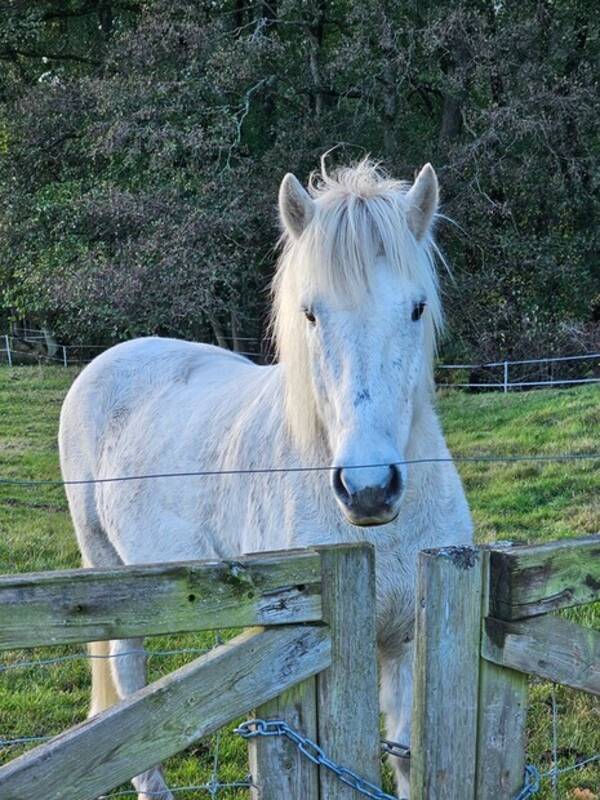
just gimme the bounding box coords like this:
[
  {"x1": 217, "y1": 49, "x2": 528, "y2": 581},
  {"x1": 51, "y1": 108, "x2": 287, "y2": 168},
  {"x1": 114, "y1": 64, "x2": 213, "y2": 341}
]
[
  {"x1": 489, "y1": 534, "x2": 600, "y2": 619},
  {"x1": 482, "y1": 614, "x2": 600, "y2": 695},
  {"x1": 0, "y1": 624, "x2": 331, "y2": 800},
  {"x1": 0, "y1": 551, "x2": 322, "y2": 649}
]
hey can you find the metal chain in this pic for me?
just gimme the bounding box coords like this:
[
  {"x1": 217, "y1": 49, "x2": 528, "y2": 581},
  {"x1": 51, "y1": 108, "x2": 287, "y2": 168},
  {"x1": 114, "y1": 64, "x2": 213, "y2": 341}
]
[
  {"x1": 515, "y1": 766, "x2": 541, "y2": 800},
  {"x1": 381, "y1": 738, "x2": 411, "y2": 761},
  {"x1": 236, "y1": 719, "x2": 408, "y2": 800}
]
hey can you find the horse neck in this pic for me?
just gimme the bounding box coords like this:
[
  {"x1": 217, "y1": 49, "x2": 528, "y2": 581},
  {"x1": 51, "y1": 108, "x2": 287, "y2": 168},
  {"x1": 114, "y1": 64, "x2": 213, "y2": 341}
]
[
  {"x1": 407, "y1": 392, "x2": 447, "y2": 457},
  {"x1": 402, "y1": 394, "x2": 457, "y2": 511}
]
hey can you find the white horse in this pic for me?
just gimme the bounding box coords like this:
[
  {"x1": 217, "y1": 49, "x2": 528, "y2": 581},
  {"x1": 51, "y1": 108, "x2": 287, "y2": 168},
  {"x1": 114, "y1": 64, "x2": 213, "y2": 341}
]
[{"x1": 59, "y1": 159, "x2": 473, "y2": 799}]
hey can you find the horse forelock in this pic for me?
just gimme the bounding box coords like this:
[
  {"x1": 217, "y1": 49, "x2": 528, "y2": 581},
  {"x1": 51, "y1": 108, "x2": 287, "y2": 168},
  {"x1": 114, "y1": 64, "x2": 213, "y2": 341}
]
[{"x1": 270, "y1": 159, "x2": 444, "y2": 452}]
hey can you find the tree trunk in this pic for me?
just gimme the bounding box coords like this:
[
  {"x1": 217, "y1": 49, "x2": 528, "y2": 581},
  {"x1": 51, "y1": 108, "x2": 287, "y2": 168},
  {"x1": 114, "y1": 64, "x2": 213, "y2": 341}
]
[
  {"x1": 207, "y1": 313, "x2": 228, "y2": 350},
  {"x1": 437, "y1": 34, "x2": 471, "y2": 151},
  {"x1": 305, "y1": 1, "x2": 327, "y2": 117},
  {"x1": 42, "y1": 327, "x2": 59, "y2": 359},
  {"x1": 230, "y1": 310, "x2": 243, "y2": 353},
  {"x1": 380, "y1": 14, "x2": 397, "y2": 157},
  {"x1": 439, "y1": 93, "x2": 464, "y2": 145}
]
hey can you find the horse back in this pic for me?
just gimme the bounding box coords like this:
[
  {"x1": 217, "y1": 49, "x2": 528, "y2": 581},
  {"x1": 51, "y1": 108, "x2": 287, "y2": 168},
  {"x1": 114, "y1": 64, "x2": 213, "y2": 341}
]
[{"x1": 59, "y1": 337, "x2": 258, "y2": 476}]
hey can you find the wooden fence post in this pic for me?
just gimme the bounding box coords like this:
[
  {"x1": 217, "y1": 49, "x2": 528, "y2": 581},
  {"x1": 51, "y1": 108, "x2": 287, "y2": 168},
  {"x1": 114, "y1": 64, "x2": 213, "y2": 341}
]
[
  {"x1": 316, "y1": 543, "x2": 381, "y2": 799},
  {"x1": 249, "y1": 678, "x2": 319, "y2": 799},
  {"x1": 410, "y1": 546, "x2": 483, "y2": 800},
  {"x1": 475, "y1": 548, "x2": 528, "y2": 799}
]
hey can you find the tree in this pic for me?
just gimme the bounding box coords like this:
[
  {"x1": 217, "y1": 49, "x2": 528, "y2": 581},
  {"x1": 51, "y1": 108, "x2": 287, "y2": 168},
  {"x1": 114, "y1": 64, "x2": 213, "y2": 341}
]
[{"x1": 0, "y1": 0, "x2": 598, "y2": 360}]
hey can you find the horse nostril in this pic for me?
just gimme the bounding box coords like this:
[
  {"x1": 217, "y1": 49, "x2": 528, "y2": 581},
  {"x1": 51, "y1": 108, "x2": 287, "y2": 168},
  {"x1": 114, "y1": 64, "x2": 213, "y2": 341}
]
[
  {"x1": 332, "y1": 467, "x2": 351, "y2": 503},
  {"x1": 385, "y1": 465, "x2": 402, "y2": 501}
]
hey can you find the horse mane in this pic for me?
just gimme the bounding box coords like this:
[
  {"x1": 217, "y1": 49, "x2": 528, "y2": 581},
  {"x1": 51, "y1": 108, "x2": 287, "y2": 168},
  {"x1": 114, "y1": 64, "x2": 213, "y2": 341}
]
[{"x1": 271, "y1": 158, "x2": 444, "y2": 452}]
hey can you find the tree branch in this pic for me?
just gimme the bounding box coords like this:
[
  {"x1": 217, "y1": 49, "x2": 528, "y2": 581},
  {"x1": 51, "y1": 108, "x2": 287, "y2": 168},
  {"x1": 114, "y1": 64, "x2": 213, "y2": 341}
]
[{"x1": 0, "y1": 48, "x2": 101, "y2": 66}]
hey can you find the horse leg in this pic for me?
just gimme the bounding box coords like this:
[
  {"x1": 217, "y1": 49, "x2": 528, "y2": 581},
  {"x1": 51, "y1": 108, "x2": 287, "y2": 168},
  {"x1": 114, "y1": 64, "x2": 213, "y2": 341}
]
[
  {"x1": 70, "y1": 511, "x2": 172, "y2": 798},
  {"x1": 64, "y1": 493, "x2": 127, "y2": 722},
  {"x1": 61, "y1": 425, "x2": 173, "y2": 798},
  {"x1": 380, "y1": 644, "x2": 414, "y2": 799},
  {"x1": 109, "y1": 638, "x2": 174, "y2": 800}
]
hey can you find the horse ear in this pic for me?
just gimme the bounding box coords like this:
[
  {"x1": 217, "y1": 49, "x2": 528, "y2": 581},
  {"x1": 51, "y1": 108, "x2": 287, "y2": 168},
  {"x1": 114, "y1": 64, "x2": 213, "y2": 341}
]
[
  {"x1": 406, "y1": 163, "x2": 439, "y2": 241},
  {"x1": 279, "y1": 173, "x2": 315, "y2": 239}
]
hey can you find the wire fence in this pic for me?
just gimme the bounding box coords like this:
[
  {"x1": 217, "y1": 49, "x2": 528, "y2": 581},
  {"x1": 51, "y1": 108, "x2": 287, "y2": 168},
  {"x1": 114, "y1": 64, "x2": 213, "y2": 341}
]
[
  {"x1": 0, "y1": 347, "x2": 598, "y2": 797},
  {"x1": 515, "y1": 687, "x2": 600, "y2": 800},
  {"x1": 0, "y1": 635, "x2": 254, "y2": 798},
  {"x1": 0, "y1": 332, "x2": 261, "y2": 367},
  {"x1": 436, "y1": 352, "x2": 600, "y2": 392},
  {"x1": 1, "y1": 328, "x2": 599, "y2": 392},
  {"x1": 0, "y1": 452, "x2": 599, "y2": 489}
]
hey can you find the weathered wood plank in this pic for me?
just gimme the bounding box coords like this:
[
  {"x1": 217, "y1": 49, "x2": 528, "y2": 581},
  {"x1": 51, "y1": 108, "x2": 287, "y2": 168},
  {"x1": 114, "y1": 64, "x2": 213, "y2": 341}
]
[
  {"x1": 0, "y1": 551, "x2": 322, "y2": 649},
  {"x1": 489, "y1": 534, "x2": 600, "y2": 620},
  {"x1": 475, "y1": 549, "x2": 528, "y2": 800},
  {"x1": 410, "y1": 546, "x2": 483, "y2": 800},
  {"x1": 317, "y1": 543, "x2": 381, "y2": 799},
  {"x1": 248, "y1": 678, "x2": 319, "y2": 799},
  {"x1": 482, "y1": 613, "x2": 600, "y2": 695},
  {"x1": 0, "y1": 625, "x2": 331, "y2": 800}
]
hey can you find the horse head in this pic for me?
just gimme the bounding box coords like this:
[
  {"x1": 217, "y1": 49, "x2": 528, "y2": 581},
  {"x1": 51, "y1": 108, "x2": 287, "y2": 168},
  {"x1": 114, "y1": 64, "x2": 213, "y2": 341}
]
[{"x1": 273, "y1": 159, "x2": 443, "y2": 526}]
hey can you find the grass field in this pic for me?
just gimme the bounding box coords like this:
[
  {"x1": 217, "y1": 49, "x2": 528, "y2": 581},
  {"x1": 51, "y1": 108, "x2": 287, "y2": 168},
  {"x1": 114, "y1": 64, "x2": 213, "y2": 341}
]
[{"x1": 0, "y1": 365, "x2": 598, "y2": 798}]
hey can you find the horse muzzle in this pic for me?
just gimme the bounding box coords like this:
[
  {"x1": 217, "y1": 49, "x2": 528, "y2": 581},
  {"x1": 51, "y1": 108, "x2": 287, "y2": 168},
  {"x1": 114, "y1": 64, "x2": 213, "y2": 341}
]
[{"x1": 331, "y1": 464, "x2": 403, "y2": 527}]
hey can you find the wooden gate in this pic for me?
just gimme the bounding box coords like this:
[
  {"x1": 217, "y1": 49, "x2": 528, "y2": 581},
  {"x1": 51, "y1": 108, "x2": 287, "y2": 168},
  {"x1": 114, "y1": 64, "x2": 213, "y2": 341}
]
[
  {"x1": 410, "y1": 534, "x2": 600, "y2": 800},
  {"x1": 0, "y1": 543, "x2": 381, "y2": 800},
  {"x1": 3, "y1": 534, "x2": 598, "y2": 799}
]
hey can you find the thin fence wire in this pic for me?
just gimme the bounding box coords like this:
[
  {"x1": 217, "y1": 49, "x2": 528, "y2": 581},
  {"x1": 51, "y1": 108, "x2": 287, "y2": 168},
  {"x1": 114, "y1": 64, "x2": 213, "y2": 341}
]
[
  {"x1": 438, "y1": 353, "x2": 600, "y2": 369},
  {"x1": 0, "y1": 332, "x2": 262, "y2": 367},
  {"x1": 0, "y1": 645, "x2": 212, "y2": 750},
  {"x1": 3, "y1": 329, "x2": 596, "y2": 368},
  {"x1": 0, "y1": 340, "x2": 260, "y2": 365},
  {"x1": 97, "y1": 781, "x2": 255, "y2": 797},
  {"x1": 0, "y1": 633, "x2": 253, "y2": 797},
  {"x1": 516, "y1": 687, "x2": 600, "y2": 799},
  {"x1": 2, "y1": 330, "x2": 598, "y2": 391},
  {"x1": 6, "y1": 328, "x2": 257, "y2": 344},
  {"x1": 546, "y1": 753, "x2": 600, "y2": 778},
  {"x1": 0, "y1": 735, "x2": 50, "y2": 747},
  {"x1": 2, "y1": 574, "x2": 599, "y2": 797},
  {"x1": 0, "y1": 646, "x2": 211, "y2": 674},
  {"x1": 4, "y1": 646, "x2": 599, "y2": 796},
  {"x1": 436, "y1": 352, "x2": 600, "y2": 392},
  {"x1": 437, "y1": 378, "x2": 600, "y2": 389},
  {"x1": 0, "y1": 452, "x2": 598, "y2": 489}
]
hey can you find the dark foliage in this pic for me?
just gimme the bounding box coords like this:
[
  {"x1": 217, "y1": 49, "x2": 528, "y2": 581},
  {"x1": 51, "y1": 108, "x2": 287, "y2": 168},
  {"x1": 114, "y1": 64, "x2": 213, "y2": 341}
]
[{"x1": 0, "y1": 0, "x2": 598, "y2": 359}]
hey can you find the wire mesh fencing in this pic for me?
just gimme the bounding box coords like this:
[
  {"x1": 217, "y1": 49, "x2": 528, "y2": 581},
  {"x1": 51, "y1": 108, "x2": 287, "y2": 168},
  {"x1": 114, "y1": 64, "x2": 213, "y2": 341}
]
[
  {"x1": 516, "y1": 681, "x2": 600, "y2": 799},
  {"x1": 436, "y1": 352, "x2": 600, "y2": 392},
  {"x1": 2, "y1": 328, "x2": 599, "y2": 393},
  {"x1": 0, "y1": 634, "x2": 255, "y2": 799}
]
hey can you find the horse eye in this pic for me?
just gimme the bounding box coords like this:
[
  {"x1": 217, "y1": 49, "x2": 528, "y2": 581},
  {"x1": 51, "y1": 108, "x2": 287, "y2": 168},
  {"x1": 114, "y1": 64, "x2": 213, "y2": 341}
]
[
  {"x1": 411, "y1": 302, "x2": 426, "y2": 322},
  {"x1": 304, "y1": 309, "x2": 316, "y2": 324}
]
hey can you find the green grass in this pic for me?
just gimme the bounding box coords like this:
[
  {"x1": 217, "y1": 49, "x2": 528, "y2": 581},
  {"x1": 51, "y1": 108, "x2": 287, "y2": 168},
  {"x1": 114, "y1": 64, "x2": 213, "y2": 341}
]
[{"x1": 0, "y1": 366, "x2": 598, "y2": 799}]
